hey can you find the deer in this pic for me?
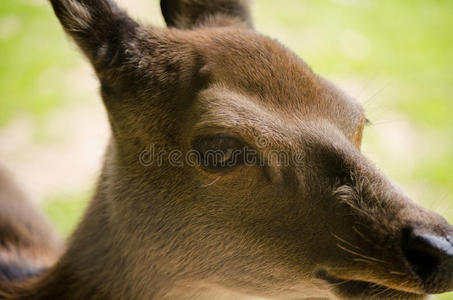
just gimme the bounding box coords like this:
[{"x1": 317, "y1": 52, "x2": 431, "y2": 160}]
[{"x1": 0, "y1": 0, "x2": 453, "y2": 299}]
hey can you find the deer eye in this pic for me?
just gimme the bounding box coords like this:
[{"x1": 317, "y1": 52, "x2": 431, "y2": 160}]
[{"x1": 193, "y1": 135, "x2": 245, "y2": 171}]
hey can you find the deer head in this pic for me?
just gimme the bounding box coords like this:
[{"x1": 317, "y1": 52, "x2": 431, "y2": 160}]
[{"x1": 45, "y1": 0, "x2": 453, "y2": 299}]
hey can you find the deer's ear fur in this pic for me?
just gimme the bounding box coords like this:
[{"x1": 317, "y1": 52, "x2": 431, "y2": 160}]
[
  {"x1": 50, "y1": 0, "x2": 139, "y2": 75},
  {"x1": 161, "y1": 0, "x2": 253, "y2": 29}
]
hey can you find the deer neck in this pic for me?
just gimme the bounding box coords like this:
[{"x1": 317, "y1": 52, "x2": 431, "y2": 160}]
[{"x1": 11, "y1": 151, "x2": 164, "y2": 299}]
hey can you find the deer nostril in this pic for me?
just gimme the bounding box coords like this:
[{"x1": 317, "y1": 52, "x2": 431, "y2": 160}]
[{"x1": 402, "y1": 228, "x2": 453, "y2": 293}]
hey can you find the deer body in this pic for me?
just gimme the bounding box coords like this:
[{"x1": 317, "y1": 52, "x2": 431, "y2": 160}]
[{"x1": 1, "y1": 1, "x2": 453, "y2": 299}]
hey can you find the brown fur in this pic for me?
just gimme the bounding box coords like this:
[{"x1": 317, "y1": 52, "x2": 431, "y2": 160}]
[
  {"x1": 0, "y1": 166, "x2": 61, "y2": 291},
  {"x1": 1, "y1": 0, "x2": 453, "y2": 299}
]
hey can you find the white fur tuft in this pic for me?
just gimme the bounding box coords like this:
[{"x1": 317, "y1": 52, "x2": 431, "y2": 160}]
[{"x1": 61, "y1": 0, "x2": 92, "y2": 32}]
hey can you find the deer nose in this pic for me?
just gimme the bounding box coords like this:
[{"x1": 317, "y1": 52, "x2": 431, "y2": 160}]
[{"x1": 402, "y1": 228, "x2": 453, "y2": 294}]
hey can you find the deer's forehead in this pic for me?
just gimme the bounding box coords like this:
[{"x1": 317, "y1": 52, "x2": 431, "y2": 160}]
[
  {"x1": 197, "y1": 30, "x2": 318, "y2": 105},
  {"x1": 192, "y1": 85, "x2": 364, "y2": 150},
  {"x1": 190, "y1": 38, "x2": 363, "y2": 141},
  {"x1": 192, "y1": 29, "x2": 364, "y2": 125}
]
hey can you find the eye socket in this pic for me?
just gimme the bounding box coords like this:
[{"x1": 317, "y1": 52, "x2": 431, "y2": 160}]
[{"x1": 192, "y1": 135, "x2": 246, "y2": 171}]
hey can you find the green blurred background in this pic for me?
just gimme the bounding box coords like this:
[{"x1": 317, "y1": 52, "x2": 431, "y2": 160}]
[{"x1": 0, "y1": 0, "x2": 452, "y2": 298}]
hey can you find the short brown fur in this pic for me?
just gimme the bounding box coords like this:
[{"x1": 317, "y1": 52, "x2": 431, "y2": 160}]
[{"x1": 1, "y1": 1, "x2": 453, "y2": 299}]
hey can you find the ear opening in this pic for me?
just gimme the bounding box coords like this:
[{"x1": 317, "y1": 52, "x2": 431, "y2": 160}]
[
  {"x1": 50, "y1": 0, "x2": 139, "y2": 73},
  {"x1": 161, "y1": 0, "x2": 253, "y2": 29}
]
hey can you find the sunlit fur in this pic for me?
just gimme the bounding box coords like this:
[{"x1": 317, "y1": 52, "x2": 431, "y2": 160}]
[{"x1": 1, "y1": 1, "x2": 453, "y2": 299}]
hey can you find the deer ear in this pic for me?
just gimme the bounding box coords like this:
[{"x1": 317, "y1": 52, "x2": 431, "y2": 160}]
[
  {"x1": 161, "y1": 0, "x2": 253, "y2": 29},
  {"x1": 50, "y1": 0, "x2": 139, "y2": 73}
]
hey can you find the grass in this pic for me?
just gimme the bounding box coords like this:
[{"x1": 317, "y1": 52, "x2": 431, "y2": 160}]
[
  {"x1": 42, "y1": 189, "x2": 90, "y2": 236},
  {"x1": 1, "y1": 0, "x2": 452, "y2": 298},
  {"x1": 0, "y1": 0, "x2": 81, "y2": 127}
]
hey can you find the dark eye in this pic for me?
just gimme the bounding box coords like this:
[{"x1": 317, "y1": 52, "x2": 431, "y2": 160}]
[{"x1": 193, "y1": 135, "x2": 246, "y2": 171}]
